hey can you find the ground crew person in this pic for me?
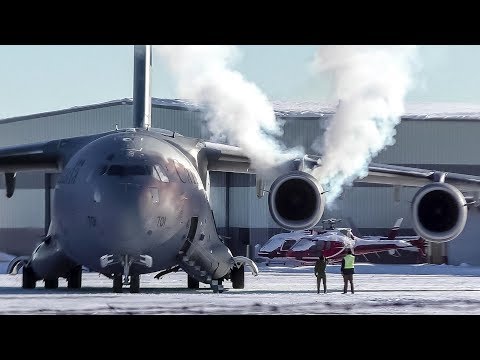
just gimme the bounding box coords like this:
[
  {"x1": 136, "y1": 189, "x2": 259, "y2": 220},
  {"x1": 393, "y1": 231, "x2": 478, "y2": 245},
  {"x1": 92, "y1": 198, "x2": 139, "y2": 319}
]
[
  {"x1": 314, "y1": 253, "x2": 327, "y2": 294},
  {"x1": 341, "y1": 248, "x2": 355, "y2": 294}
]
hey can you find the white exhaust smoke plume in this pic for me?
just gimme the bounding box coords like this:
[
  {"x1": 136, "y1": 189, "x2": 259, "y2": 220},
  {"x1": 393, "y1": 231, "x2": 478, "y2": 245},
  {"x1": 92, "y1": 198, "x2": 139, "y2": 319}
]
[
  {"x1": 154, "y1": 45, "x2": 302, "y2": 170},
  {"x1": 311, "y1": 45, "x2": 418, "y2": 205}
]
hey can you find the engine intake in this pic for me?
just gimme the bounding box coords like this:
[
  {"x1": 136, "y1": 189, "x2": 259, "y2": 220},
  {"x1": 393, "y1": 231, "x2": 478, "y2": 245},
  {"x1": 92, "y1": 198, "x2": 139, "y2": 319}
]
[
  {"x1": 268, "y1": 171, "x2": 325, "y2": 230},
  {"x1": 411, "y1": 183, "x2": 467, "y2": 243}
]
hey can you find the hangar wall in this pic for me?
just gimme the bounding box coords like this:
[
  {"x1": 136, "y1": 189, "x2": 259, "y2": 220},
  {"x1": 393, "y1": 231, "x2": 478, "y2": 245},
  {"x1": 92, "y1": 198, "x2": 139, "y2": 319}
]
[{"x1": 0, "y1": 99, "x2": 479, "y2": 265}]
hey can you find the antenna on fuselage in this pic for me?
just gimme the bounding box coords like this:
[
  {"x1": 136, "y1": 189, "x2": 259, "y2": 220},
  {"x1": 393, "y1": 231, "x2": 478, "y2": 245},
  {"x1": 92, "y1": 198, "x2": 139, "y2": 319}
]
[{"x1": 133, "y1": 45, "x2": 152, "y2": 130}]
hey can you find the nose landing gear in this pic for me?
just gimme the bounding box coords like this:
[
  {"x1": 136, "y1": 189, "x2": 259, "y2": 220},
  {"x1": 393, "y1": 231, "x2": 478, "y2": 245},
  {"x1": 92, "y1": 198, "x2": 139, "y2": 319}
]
[{"x1": 100, "y1": 254, "x2": 152, "y2": 293}]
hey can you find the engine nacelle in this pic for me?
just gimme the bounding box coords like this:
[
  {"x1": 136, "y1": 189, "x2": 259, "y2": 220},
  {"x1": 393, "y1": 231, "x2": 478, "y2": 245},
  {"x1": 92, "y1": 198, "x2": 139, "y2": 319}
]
[
  {"x1": 268, "y1": 171, "x2": 325, "y2": 230},
  {"x1": 411, "y1": 183, "x2": 468, "y2": 243}
]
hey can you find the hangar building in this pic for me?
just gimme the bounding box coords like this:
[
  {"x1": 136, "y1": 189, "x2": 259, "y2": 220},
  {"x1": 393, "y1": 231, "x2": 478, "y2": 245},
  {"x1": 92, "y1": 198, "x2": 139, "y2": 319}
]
[{"x1": 1, "y1": 98, "x2": 479, "y2": 265}]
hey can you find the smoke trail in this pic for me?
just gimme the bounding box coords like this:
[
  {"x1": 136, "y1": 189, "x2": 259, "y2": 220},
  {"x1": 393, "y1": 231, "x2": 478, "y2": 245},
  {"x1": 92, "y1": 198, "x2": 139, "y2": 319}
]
[
  {"x1": 154, "y1": 45, "x2": 302, "y2": 170},
  {"x1": 311, "y1": 45, "x2": 418, "y2": 205}
]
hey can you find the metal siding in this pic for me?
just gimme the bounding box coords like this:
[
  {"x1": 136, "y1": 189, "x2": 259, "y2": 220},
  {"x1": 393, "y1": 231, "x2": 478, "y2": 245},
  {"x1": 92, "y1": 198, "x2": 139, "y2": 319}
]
[
  {"x1": 228, "y1": 187, "x2": 290, "y2": 228},
  {"x1": 0, "y1": 189, "x2": 44, "y2": 228},
  {"x1": 151, "y1": 107, "x2": 204, "y2": 138},
  {"x1": 0, "y1": 105, "x2": 132, "y2": 146},
  {"x1": 209, "y1": 186, "x2": 226, "y2": 228},
  {"x1": 322, "y1": 187, "x2": 417, "y2": 229},
  {"x1": 282, "y1": 117, "x2": 326, "y2": 151},
  {"x1": 446, "y1": 209, "x2": 480, "y2": 265},
  {"x1": 374, "y1": 120, "x2": 480, "y2": 164}
]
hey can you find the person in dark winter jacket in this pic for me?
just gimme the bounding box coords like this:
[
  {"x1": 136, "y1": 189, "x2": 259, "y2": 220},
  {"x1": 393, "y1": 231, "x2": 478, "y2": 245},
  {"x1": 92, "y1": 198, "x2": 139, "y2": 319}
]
[
  {"x1": 341, "y1": 248, "x2": 355, "y2": 294},
  {"x1": 314, "y1": 253, "x2": 328, "y2": 294}
]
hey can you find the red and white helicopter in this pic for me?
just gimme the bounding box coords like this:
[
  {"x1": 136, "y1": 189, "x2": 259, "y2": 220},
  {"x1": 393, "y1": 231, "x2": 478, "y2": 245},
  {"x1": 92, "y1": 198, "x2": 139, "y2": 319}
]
[{"x1": 258, "y1": 218, "x2": 426, "y2": 266}]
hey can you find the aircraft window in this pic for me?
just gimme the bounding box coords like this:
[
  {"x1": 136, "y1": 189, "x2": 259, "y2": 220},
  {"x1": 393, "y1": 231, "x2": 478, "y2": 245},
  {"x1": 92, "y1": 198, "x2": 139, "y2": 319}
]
[
  {"x1": 260, "y1": 237, "x2": 285, "y2": 252},
  {"x1": 107, "y1": 165, "x2": 152, "y2": 176},
  {"x1": 107, "y1": 165, "x2": 124, "y2": 176},
  {"x1": 187, "y1": 169, "x2": 198, "y2": 184},
  {"x1": 280, "y1": 239, "x2": 297, "y2": 251},
  {"x1": 153, "y1": 165, "x2": 169, "y2": 183},
  {"x1": 324, "y1": 241, "x2": 331, "y2": 250},
  {"x1": 291, "y1": 238, "x2": 315, "y2": 251},
  {"x1": 315, "y1": 240, "x2": 325, "y2": 250},
  {"x1": 174, "y1": 160, "x2": 189, "y2": 183},
  {"x1": 86, "y1": 165, "x2": 107, "y2": 183},
  {"x1": 98, "y1": 165, "x2": 108, "y2": 175}
]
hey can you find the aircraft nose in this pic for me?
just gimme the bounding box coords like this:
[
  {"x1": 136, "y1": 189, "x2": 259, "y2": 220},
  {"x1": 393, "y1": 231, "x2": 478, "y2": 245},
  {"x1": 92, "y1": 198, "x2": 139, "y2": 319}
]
[{"x1": 99, "y1": 182, "x2": 153, "y2": 255}]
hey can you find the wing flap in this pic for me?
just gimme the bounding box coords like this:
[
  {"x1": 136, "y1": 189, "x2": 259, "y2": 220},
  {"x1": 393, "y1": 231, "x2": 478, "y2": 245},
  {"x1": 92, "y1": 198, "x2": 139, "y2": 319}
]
[{"x1": 201, "y1": 139, "x2": 480, "y2": 192}]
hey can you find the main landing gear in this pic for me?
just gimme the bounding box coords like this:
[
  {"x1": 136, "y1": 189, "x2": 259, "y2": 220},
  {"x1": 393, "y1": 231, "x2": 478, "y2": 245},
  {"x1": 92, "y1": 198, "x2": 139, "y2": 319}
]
[
  {"x1": 21, "y1": 263, "x2": 82, "y2": 290},
  {"x1": 67, "y1": 265, "x2": 82, "y2": 289},
  {"x1": 22, "y1": 265, "x2": 36, "y2": 289}
]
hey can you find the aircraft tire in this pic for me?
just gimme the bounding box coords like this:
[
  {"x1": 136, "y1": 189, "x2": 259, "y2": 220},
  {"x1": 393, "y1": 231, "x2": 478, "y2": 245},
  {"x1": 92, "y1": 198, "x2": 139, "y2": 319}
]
[
  {"x1": 113, "y1": 275, "x2": 123, "y2": 293},
  {"x1": 187, "y1": 275, "x2": 199, "y2": 289},
  {"x1": 231, "y1": 265, "x2": 245, "y2": 289},
  {"x1": 67, "y1": 266, "x2": 82, "y2": 289},
  {"x1": 22, "y1": 265, "x2": 36, "y2": 289},
  {"x1": 130, "y1": 274, "x2": 140, "y2": 293},
  {"x1": 45, "y1": 279, "x2": 58, "y2": 289}
]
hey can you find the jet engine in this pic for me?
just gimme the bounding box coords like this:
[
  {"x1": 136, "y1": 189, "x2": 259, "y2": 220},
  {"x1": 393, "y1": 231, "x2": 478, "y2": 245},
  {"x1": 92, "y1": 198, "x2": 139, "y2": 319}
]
[
  {"x1": 411, "y1": 183, "x2": 468, "y2": 243},
  {"x1": 268, "y1": 171, "x2": 325, "y2": 230}
]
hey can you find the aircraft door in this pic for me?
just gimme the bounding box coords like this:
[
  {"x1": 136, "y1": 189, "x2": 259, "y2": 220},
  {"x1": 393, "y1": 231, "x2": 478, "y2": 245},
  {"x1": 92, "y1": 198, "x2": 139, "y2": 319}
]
[{"x1": 179, "y1": 217, "x2": 199, "y2": 254}]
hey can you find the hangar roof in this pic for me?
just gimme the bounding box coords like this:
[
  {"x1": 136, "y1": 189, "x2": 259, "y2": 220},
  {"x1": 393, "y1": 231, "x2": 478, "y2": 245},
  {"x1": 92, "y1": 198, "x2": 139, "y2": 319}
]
[{"x1": 3, "y1": 98, "x2": 480, "y2": 124}]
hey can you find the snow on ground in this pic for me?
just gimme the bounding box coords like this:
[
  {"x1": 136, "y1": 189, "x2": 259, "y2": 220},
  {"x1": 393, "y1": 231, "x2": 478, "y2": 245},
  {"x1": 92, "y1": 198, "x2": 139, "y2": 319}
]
[{"x1": 1, "y1": 263, "x2": 480, "y2": 314}]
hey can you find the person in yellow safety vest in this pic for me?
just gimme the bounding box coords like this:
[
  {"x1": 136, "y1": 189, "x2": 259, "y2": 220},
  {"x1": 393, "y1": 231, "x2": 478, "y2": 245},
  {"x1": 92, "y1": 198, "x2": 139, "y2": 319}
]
[{"x1": 341, "y1": 248, "x2": 355, "y2": 294}]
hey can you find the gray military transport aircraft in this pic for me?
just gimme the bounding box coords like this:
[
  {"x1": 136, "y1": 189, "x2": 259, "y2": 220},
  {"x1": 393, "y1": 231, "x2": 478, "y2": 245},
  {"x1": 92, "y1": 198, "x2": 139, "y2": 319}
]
[{"x1": 2, "y1": 45, "x2": 480, "y2": 293}]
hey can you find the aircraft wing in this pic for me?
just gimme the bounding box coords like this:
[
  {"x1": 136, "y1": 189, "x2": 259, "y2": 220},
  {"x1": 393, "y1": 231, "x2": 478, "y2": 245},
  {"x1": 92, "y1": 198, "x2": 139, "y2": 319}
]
[
  {"x1": 0, "y1": 141, "x2": 63, "y2": 173},
  {"x1": 360, "y1": 163, "x2": 480, "y2": 192},
  {"x1": 0, "y1": 133, "x2": 107, "y2": 173},
  {"x1": 203, "y1": 142, "x2": 480, "y2": 192},
  {"x1": 0, "y1": 132, "x2": 110, "y2": 198}
]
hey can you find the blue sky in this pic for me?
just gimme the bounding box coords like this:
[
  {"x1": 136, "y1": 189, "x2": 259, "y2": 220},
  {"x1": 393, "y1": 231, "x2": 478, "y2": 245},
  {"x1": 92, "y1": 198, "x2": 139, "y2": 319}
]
[{"x1": 0, "y1": 45, "x2": 479, "y2": 119}]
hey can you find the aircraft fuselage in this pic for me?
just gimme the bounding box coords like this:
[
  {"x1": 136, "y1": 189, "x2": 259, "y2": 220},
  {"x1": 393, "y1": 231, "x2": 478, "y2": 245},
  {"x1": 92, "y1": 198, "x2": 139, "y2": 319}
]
[{"x1": 30, "y1": 130, "x2": 233, "y2": 281}]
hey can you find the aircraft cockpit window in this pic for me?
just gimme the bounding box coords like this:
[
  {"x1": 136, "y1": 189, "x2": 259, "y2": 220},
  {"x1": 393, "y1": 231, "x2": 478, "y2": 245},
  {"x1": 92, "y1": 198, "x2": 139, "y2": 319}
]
[
  {"x1": 98, "y1": 165, "x2": 108, "y2": 175},
  {"x1": 106, "y1": 165, "x2": 152, "y2": 176},
  {"x1": 315, "y1": 240, "x2": 325, "y2": 250},
  {"x1": 86, "y1": 165, "x2": 108, "y2": 183},
  {"x1": 174, "y1": 160, "x2": 189, "y2": 183},
  {"x1": 280, "y1": 239, "x2": 297, "y2": 251},
  {"x1": 153, "y1": 165, "x2": 169, "y2": 183}
]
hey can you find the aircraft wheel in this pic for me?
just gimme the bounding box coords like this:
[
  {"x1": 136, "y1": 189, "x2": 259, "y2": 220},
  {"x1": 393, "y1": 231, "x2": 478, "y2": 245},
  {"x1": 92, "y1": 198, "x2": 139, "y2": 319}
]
[
  {"x1": 187, "y1": 275, "x2": 199, "y2": 289},
  {"x1": 67, "y1": 266, "x2": 82, "y2": 289},
  {"x1": 22, "y1": 265, "x2": 36, "y2": 289},
  {"x1": 45, "y1": 279, "x2": 58, "y2": 289},
  {"x1": 130, "y1": 274, "x2": 140, "y2": 293},
  {"x1": 113, "y1": 275, "x2": 123, "y2": 293},
  {"x1": 231, "y1": 265, "x2": 245, "y2": 289}
]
